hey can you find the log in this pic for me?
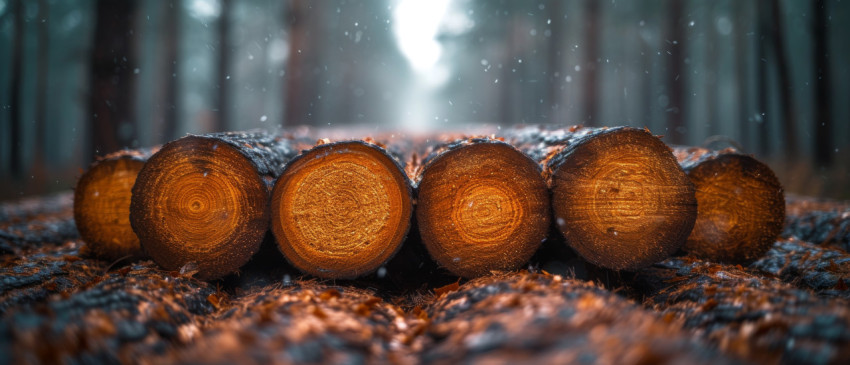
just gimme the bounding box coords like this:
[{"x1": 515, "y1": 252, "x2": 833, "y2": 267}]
[
  {"x1": 270, "y1": 140, "x2": 413, "y2": 279},
  {"x1": 130, "y1": 131, "x2": 298, "y2": 280},
  {"x1": 415, "y1": 138, "x2": 550, "y2": 278},
  {"x1": 74, "y1": 149, "x2": 156, "y2": 261},
  {"x1": 674, "y1": 147, "x2": 785, "y2": 263},
  {"x1": 507, "y1": 125, "x2": 697, "y2": 270}
]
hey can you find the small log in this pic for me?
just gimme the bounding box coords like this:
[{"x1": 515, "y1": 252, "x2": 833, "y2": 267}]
[
  {"x1": 415, "y1": 138, "x2": 550, "y2": 278},
  {"x1": 130, "y1": 131, "x2": 298, "y2": 280},
  {"x1": 270, "y1": 140, "x2": 413, "y2": 279},
  {"x1": 507, "y1": 125, "x2": 697, "y2": 270},
  {"x1": 674, "y1": 147, "x2": 785, "y2": 263},
  {"x1": 74, "y1": 149, "x2": 155, "y2": 261}
]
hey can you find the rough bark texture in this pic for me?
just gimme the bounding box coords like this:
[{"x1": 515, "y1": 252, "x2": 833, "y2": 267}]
[
  {"x1": 415, "y1": 138, "x2": 550, "y2": 278},
  {"x1": 631, "y1": 254, "x2": 850, "y2": 364},
  {"x1": 506, "y1": 125, "x2": 697, "y2": 271},
  {"x1": 271, "y1": 140, "x2": 412, "y2": 279},
  {"x1": 674, "y1": 147, "x2": 785, "y2": 263},
  {"x1": 74, "y1": 148, "x2": 157, "y2": 262},
  {"x1": 131, "y1": 131, "x2": 300, "y2": 280},
  {"x1": 783, "y1": 196, "x2": 850, "y2": 251}
]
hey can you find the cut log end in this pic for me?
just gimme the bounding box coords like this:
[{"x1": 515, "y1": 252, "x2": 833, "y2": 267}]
[
  {"x1": 271, "y1": 141, "x2": 412, "y2": 279},
  {"x1": 74, "y1": 156, "x2": 146, "y2": 261},
  {"x1": 550, "y1": 128, "x2": 696, "y2": 271},
  {"x1": 681, "y1": 152, "x2": 785, "y2": 263},
  {"x1": 417, "y1": 140, "x2": 550, "y2": 278},
  {"x1": 130, "y1": 136, "x2": 270, "y2": 280}
]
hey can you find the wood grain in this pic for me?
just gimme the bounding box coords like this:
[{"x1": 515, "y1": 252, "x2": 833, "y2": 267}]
[
  {"x1": 271, "y1": 140, "x2": 413, "y2": 279},
  {"x1": 415, "y1": 138, "x2": 550, "y2": 278},
  {"x1": 675, "y1": 147, "x2": 785, "y2": 263},
  {"x1": 130, "y1": 131, "x2": 297, "y2": 280},
  {"x1": 508, "y1": 125, "x2": 697, "y2": 270}
]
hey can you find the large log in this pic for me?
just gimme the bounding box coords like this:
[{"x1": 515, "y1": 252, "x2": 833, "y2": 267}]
[
  {"x1": 415, "y1": 138, "x2": 550, "y2": 278},
  {"x1": 74, "y1": 148, "x2": 156, "y2": 261},
  {"x1": 270, "y1": 140, "x2": 413, "y2": 279},
  {"x1": 507, "y1": 125, "x2": 697, "y2": 270},
  {"x1": 130, "y1": 131, "x2": 298, "y2": 280},
  {"x1": 674, "y1": 147, "x2": 785, "y2": 263}
]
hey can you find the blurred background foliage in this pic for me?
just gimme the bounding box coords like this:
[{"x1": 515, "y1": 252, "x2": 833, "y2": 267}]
[{"x1": 0, "y1": 0, "x2": 848, "y2": 200}]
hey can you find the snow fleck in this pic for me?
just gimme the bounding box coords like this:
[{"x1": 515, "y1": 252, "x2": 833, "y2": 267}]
[
  {"x1": 133, "y1": 68, "x2": 140, "y2": 74},
  {"x1": 260, "y1": 115, "x2": 268, "y2": 122},
  {"x1": 565, "y1": 75, "x2": 572, "y2": 83},
  {"x1": 377, "y1": 267, "x2": 387, "y2": 278}
]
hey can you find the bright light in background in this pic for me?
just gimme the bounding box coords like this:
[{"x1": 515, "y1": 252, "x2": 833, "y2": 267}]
[
  {"x1": 393, "y1": 0, "x2": 450, "y2": 72},
  {"x1": 188, "y1": 0, "x2": 220, "y2": 20}
]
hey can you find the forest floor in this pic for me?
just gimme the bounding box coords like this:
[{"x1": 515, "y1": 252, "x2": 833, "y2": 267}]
[{"x1": 1, "y1": 191, "x2": 849, "y2": 364}]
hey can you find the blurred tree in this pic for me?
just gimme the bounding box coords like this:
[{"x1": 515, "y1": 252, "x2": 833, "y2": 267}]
[
  {"x1": 215, "y1": 0, "x2": 232, "y2": 132},
  {"x1": 89, "y1": 0, "x2": 138, "y2": 158},
  {"x1": 813, "y1": 0, "x2": 832, "y2": 166},
  {"x1": 768, "y1": 0, "x2": 798, "y2": 159},
  {"x1": 581, "y1": 0, "x2": 599, "y2": 126},
  {"x1": 665, "y1": 0, "x2": 685, "y2": 144},
  {"x1": 9, "y1": 0, "x2": 23, "y2": 178}
]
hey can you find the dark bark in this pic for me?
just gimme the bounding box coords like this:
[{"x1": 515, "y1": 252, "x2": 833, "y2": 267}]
[
  {"x1": 632, "y1": 257, "x2": 850, "y2": 363},
  {"x1": 751, "y1": 238, "x2": 850, "y2": 299},
  {"x1": 89, "y1": 0, "x2": 138, "y2": 158},
  {"x1": 814, "y1": 0, "x2": 832, "y2": 166},
  {"x1": 130, "y1": 132, "x2": 299, "y2": 279}
]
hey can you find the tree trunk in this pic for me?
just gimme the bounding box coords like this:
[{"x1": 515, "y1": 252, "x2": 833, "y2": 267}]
[
  {"x1": 9, "y1": 0, "x2": 24, "y2": 179},
  {"x1": 582, "y1": 0, "x2": 600, "y2": 125},
  {"x1": 270, "y1": 140, "x2": 413, "y2": 279},
  {"x1": 666, "y1": 0, "x2": 686, "y2": 144},
  {"x1": 130, "y1": 131, "x2": 299, "y2": 280},
  {"x1": 215, "y1": 0, "x2": 232, "y2": 132},
  {"x1": 74, "y1": 148, "x2": 157, "y2": 262},
  {"x1": 769, "y1": 0, "x2": 798, "y2": 159},
  {"x1": 89, "y1": 0, "x2": 138, "y2": 157},
  {"x1": 674, "y1": 147, "x2": 785, "y2": 263},
  {"x1": 161, "y1": 1, "x2": 179, "y2": 141},
  {"x1": 506, "y1": 125, "x2": 697, "y2": 270},
  {"x1": 415, "y1": 138, "x2": 550, "y2": 278},
  {"x1": 813, "y1": 0, "x2": 832, "y2": 166}
]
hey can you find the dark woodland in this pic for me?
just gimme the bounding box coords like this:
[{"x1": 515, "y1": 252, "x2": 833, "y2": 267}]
[{"x1": 0, "y1": 0, "x2": 848, "y2": 200}]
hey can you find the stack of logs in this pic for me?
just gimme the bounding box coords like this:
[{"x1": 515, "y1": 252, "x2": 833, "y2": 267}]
[
  {"x1": 4, "y1": 125, "x2": 850, "y2": 363},
  {"x1": 72, "y1": 126, "x2": 785, "y2": 280}
]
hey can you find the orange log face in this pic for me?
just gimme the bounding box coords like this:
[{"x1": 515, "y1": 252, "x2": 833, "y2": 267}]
[
  {"x1": 550, "y1": 128, "x2": 696, "y2": 270},
  {"x1": 74, "y1": 157, "x2": 146, "y2": 261},
  {"x1": 271, "y1": 141, "x2": 412, "y2": 279},
  {"x1": 130, "y1": 136, "x2": 271, "y2": 280},
  {"x1": 416, "y1": 141, "x2": 550, "y2": 278},
  {"x1": 682, "y1": 153, "x2": 785, "y2": 263}
]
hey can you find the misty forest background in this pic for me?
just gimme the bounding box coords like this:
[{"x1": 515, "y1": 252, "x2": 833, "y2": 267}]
[{"x1": 0, "y1": 0, "x2": 848, "y2": 201}]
